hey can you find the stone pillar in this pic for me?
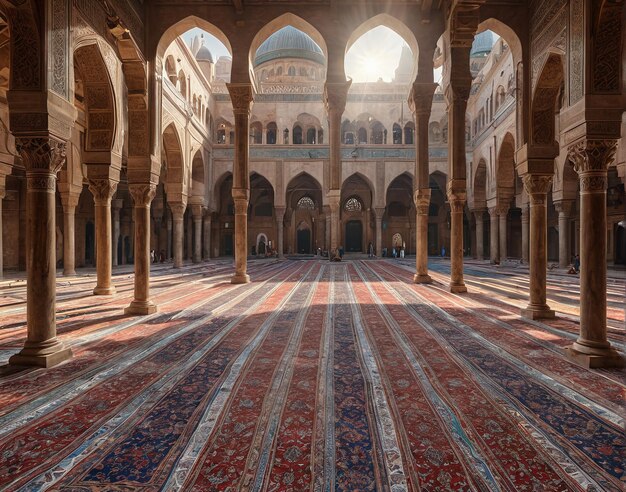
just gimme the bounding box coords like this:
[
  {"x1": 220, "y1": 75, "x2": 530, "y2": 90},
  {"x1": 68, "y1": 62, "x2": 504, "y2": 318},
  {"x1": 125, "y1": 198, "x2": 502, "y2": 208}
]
[
  {"x1": 227, "y1": 83, "x2": 254, "y2": 284},
  {"x1": 324, "y1": 206, "x2": 331, "y2": 252},
  {"x1": 275, "y1": 206, "x2": 285, "y2": 258},
  {"x1": 554, "y1": 199, "x2": 574, "y2": 268},
  {"x1": 447, "y1": 187, "x2": 467, "y2": 292},
  {"x1": 88, "y1": 179, "x2": 118, "y2": 295},
  {"x1": 374, "y1": 207, "x2": 385, "y2": 259},
  {"x1": 170, "y1": 202, "x2": 186, "y2": 268},
  {"x1": 0, "y1": 185, "x2": 4, "y2": 279},
  {"x1": 413, "y1": 191, "x2": 431, "y2": 282},
  {"x1": 192, "y1": 204, "x2": 202, "y2": 263},
  {"x1": 9, "y1": 137, "x2": 72, "y2": 367},
  {"x1": 498, "y1": 207, "x2": 509, "y2": 262},
  {"x1": 111, "y1": 198, "x2": 123, "y2": 267},
  {"x1": 521, "y1": 203, "x2": 530, "y2": 263},
  {"x1": 60, "y1": 192, "x2": 80, "y2": 276},
  {"x1": 474, "y1": 210, "x2": 485, "y2": 259},
  {"x1": 186, "y1": 212, "x2": 193, "y2": 260},
  {"x1": 125, "y1": 184, "x2": 158, "y2": 315},
  {"x1": 565, "y1": 139, "x2": 623, "y2": 368},
  {"x1": 408, "y1": 82, "x2": 437, "y2": 281},
  {"x1": 489, "y1": 207, "x2": 499, "y2": 263},
  {"x1": 203, "y1": 212, "x2": 211, "y2": 260},
  {"x1": 521, "y1": 175, "x2": 555, "y2": 319},
  {"x1": 166, "y1": 211, "x2": 172, "y2": 260},
  {"x1": 324, "y1": 81, "x2": 350, "y2": 250}
]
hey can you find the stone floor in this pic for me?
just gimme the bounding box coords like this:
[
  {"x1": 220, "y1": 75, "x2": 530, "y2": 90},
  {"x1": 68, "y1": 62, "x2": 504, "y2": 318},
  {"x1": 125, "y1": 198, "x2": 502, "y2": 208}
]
[{"x1": 0, "y1": 259, "x2": 624, "y2": 491}]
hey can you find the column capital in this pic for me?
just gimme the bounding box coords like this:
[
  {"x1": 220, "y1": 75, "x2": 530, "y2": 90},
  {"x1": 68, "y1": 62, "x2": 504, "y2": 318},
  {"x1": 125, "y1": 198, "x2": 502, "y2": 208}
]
[
  {"x1": 191, "y1": 203, "x2": 203, "y2": 218},
  {"x1": 408, "y1": 82, "x2": 437, "y2": 115},
  {"x1": 449, "y1": 3, "x2": 481, "y2": 48},
  {"x1": 232, "y1": 187, "x2": 250, "y2": 201},
  {"x1": 226, "y1": 83, "x2": 254, "y2": 115},
  {"x1": 323, "y1": 80, "x2": 351, "y2": 114},
  {"x1": 16, "y1": 137, "x2": 67, "y2": 174},
  {"x1": 60, "y1": 192, "x2": 80, "y2": 209},
  {"x1": 413, "y1": 189, "x2": 431, "y2": 215},
  {"x1": 169, "y1": 201, "x2": 186, "y2": 218},
  {"x1": 112, "y1": 198, "x2": 124, "y2": 210},
  {"x1": 274, "y1": 206, "x2": 286, "y2": 220},
  {"x1": 88, "y1": 179, "x2": 119, "y2": 204},
  {"x1": 553, "y1": 199, "x2": 574, "y2": 216},
  {"x1": 568, "y1": 139, "x2": 619, "y2": 174},
  {"x1": 522, "y1": 174, "x2": 552, "y2": 197},
  {"x1": 446, "y1": 179, "x2": 467, "y2": 201},
  {"x1": 374, "y1": 207, "x2": 386, "y2": 219},
  {"x1": 129, "y1": 183, "x2": 156, "y2": 207}
]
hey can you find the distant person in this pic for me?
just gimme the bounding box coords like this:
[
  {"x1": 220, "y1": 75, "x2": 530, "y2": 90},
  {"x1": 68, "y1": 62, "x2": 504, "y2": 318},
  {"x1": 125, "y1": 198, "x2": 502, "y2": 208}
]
[
  {"x1": 441, "y1": 247, "x2": 446, "y2": 257},
  {"x1": 574, "y1": 254, "x2": 580, "y2": 273},
  {"x1": 368, "y1": 242, "x2": 374, "y2": 258},
  {"x1": 339, "y1": 245, "x2": 344, "y2": 259}
]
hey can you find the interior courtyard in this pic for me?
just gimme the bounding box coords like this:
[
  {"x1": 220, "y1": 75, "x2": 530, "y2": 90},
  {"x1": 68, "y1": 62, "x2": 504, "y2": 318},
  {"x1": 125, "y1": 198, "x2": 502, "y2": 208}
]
[{"x1": 0, "y1": 0, "x2": 624, "y2": 490}]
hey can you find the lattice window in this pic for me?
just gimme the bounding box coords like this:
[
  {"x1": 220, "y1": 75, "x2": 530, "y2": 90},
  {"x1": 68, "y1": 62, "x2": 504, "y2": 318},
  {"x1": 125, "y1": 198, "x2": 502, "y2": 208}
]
[
  {"x1": 297, "y1": 196, "x2": 315, "y2": 210},
  {"x1": 344, "y1": 197, "x2": 362, "y2": 212}
]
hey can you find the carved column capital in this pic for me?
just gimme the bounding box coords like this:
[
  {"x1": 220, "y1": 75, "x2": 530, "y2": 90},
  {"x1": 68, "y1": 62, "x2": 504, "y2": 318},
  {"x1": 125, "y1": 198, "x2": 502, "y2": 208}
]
[
  {"x1": 16, "y1": 137, "x2": 67, "y2": 174},
  {"x1": 568, "y1": 139, "x2": 618, "y2": 192},
  {"x1": 446, "y1": 180, "x2": 467, "y2": 203},
  {"x1": 129, "y1": 184, "x2": 156, "y2": 208},
  {"x1": 226, "y1": 83, "x2": 254, "y2": 115},
  {"x1": 472, "y1": 208, "x2": 486, "y2": 220},
  {"x1": 449, "y1": 4, "x2": 480, "y2": 48},
  {"x1": 169, "y1": 202, "x2": 186, "y2": 219},
  {"x1": 232, "y1": 187, "x2": 250, "y2": 201},
  {"x1": 274, "y1": 206, "x2": 286, "y2": 221},
  {"x1": 553, "y1": 199, "x2": 574, "y2": 216},
  {"x1": 191, "y1": 203, "x2": 203, "y2": 218},
  {"x1": 88, "y1": 179, "x2": 118, "y2": 205},
  {"x1": 60, "y1": 192, "x2": 80, "y2": 209},
  {"x1": 323, "y1": 80, "x2": 351, "y2": 114},
  {"x1": 413, "y1": 189, "x2": 431, "y2": 215},
  {"x1": 408, "y1": 82, "x2": 437, "y2": 115},
  {"x1": 522, "y1": 174, "x2": 552, "y2": 205}
]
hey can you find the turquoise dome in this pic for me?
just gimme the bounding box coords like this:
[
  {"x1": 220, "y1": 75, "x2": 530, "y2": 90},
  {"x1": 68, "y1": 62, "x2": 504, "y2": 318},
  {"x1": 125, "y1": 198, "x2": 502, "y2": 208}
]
[
  {"x1": 254, "y1": 26, "x2": 325, "y2": 67},
  {"x1": 471, "y1": 31, "x2": 495, "y2": 57}
]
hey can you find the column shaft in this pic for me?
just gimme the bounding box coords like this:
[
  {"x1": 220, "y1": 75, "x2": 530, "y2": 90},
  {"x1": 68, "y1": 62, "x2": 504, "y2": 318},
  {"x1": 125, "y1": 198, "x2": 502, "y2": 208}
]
[
  {"x1": 448, "y1": 191, "x2": 467, "y2": 293},
  {"x1": 0, "y1": 191, "x2": 3, "y2": 278},
  {"x1": 232, "y1": 194, "x2": 249, "y2": 283},
  {"x1": 193, "y1": 217, "x2": 202, "y2": 263},
  {"x1": 414, "y1": 191, "x2": 431, "y2": 282},
  {"x1": 499, "y1": 210, "x2": 508, "y2": 261},
  {"x1": 521, "y1": 204, "x2": 529, "y2": 263},
  {"x1": 203, "y1": 215, "x2": 211, "y2": 259},
  {"x1": 171, "y1": 203, "x2": 186, "y2": 268},
  {"x1": 489, "y1": 207, "x2": 499, "y2": 263},
  {"x1": 474, "y1": 211, "x2": 484, "y2": 259},
  {"x1": 125, "y1": 184, "x2": 157, "y2": 315},
  {"x1": 89, "y1": 179, "x2": 118, "y2": 295}
]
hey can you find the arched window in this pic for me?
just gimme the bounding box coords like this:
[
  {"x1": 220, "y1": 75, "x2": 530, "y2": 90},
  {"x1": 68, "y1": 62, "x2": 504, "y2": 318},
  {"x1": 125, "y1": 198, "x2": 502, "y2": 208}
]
[
  {"x1": 178, "y1": 70, "x2": 187, "y2": 98},
  {"x1": 371, "y1": 122, "x2": 385, "y2": 144},
  {"x1": 288, "y1": 66, "x2": 296, "y2": 76},
  {"x1": 297, "y1": 196, "x2": 315, "y2": 210},
  {"x1": 192, "y1": 94, "x2": 198, "y2": 115},
  {"x1": 317, "y1": 128, "x2": 324, "y2": 145},
  {"x1": 392, "y1": 123, "x2": 402, "y2": 144},
  {"x1": 404, "y1": 123, "x2": 414, "y2": 145},
  {"x1": 344, "y1": 197, "x2": 363, "y2": 212},
  {"x1": 165, "y1": 56, "x2": 177, "y2": 84},
  {"x1": 357, "y1": 127, "x2": 367, "y2": 144},
  {"x1": 266, "y1": 122, "x2": 277, "y2": 144},
  {"x1": 250, "y1": 122, "x2": 262, "y2": 144},
  {"x1": 276, "y1": 66, "x2": 283, "y2": 76},
  {"x1": 293, "y1": 125, "x2": 303, "y2": 144},
  {"x1": 306, "y1": 128, "x2": 316, "y2": 144},
  {"x1": 429, "y1": 122, "x2": 440, "y2": 142}
]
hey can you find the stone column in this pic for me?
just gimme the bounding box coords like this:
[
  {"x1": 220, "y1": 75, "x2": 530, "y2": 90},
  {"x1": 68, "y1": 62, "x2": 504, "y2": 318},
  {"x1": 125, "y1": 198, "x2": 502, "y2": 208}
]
[
  {"x1": 413, "y1": 191, "x2": 431, "y2": 282},
  {"x1": 275, "y1": 206, "x2": 285, "y2": 258},
  {"x1": 9, "y1": 137, "x2": 72, "y2": 367},
  {"x1": 186, "y1": 212, "x2": 193, "y2": 260},
  {"x1": 203, "y1": 212, "x2": 211, "y2": 260},
  {"x1": 192, "y1": 204, "x2": 202, "y2": 263},
  {"x1": 125, "y1": 184, "x2": 158, "y2": 315},
  {"x1": 374, "y1": 207, "x2": 385, "y2": 259},
  {"x1": 498, "y1": 206, "x2": 509, "y2": 262},
  {"x1": 474, "y1": 210, "x2": 485, "y2": 259},
  {"x1": 521, "y1": 203, "x2": 530, "y2": 263},
  {"x1": 448, "y1": 187, "x2": 467, "y2": 292},
  {"x1": 60, "y1": 192, "x2": 80, "y2": 276},
  {"x1": 324, "y1": 206, "x2": 331, "y2": 251},
  {"x1": 111, "y1": 198, "x2": 123, "y2": 267},
  {"x1": 170, "y1": 202, "x2": 186, "y2": 268},
  {"x1": 88, "y1": 179, "x2": 118, "y2": 295},
  {"x1": 0, "y1": 186, "x2": 4, "y2": 279},
  {"x1": 521, "y1": 175, "x2": 555, "y2": 319},
  {"x1": 409, "y1": 82, "x2": 437, "y2": 281},
  {"x1": 488, "y1": 207, "x2": 499, "y2": 263},
  {"x1": 324, "y1": 81, "x2": 350, "y2": 250},
  {"x1": 554, "y1": 199, "x2": 573, "y2": 268},
  {"x1": 166, "y1": 211, "x2": 173, "y2": 260},
  {"x1": 227, "y1": 83, "x2": 254, "y2": 284},
  {"x1": 565, "y1": 139, "x2": 623, "y2": 368}
]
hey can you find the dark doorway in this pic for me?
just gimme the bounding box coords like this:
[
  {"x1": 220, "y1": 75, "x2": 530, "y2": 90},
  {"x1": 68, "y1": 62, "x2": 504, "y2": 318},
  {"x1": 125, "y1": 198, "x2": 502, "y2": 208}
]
[
  {"x1": 297, "y1": 229, "x2": 311, "y2": 254},
  {"x1": 85, "y1": 222, "x2": 95, "y2": 266},
  {"x1": 223, "y1": 233, "x2": 233, "y2": 256},
  {"x1": 548, "y1": 227, "x2": 559, "y2": 262},
  {"x1": 117, "y1": 236, "x2": 123, "y2": 265},
  {"x1": 345, "y1": 220, "x2": 363, "y2": 252},
  {"x1": 124, "y1": 236, "x2": 132, "y2": 264},
  {"x1": 615, "y1": 223, "x2": 626, "y2": 265},
  {"x1": 428, "y1": 223, "x2": 438, "y2": 255}
]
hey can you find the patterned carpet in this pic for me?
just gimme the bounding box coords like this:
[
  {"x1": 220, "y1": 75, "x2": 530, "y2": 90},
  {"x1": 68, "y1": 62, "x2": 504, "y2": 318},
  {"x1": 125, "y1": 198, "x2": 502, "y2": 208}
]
[{"x1": 0, "y1": 258, "x2": 624, "y2": 491}]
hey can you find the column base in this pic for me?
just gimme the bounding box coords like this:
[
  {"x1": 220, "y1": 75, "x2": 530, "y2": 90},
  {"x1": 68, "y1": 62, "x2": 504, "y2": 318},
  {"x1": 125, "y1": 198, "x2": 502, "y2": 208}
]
[
  {"x1": 125, "y1": 300, "x2": 158, "y2": 316},
  {"x1": 413, "y1": 274, "x2": 432, "y2": 284},
  {"x1": 93, "y1": 286, "x2": 116, "y2": 295},
  {"x1": 231, "y1": 273, "x2": 250, "y2": 284},
  {"x1": 521, "y1": 305, "x2": 555, "y2": 320},
  {"x1": 9, "y1": 340, "x2": 72, "y2": 368},
  {"x1": 63, "y1": 270, "x2": 76, "y2": 277},
  {"x1": 564, "y1": 345, "x2": 624, "y2": 369},
  {"x1": 450, "y1": 283, "x2": 467, "y2": 293}
]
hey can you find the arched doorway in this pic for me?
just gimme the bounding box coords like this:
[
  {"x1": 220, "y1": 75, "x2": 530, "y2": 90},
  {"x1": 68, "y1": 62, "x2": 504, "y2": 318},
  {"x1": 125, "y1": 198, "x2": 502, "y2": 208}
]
[
  {"x1": 345, "y1": 220, "x2": 363, "y2": 252},
  {"x1": 297, "y1": 223, "x2": 311, "y2": 253}
]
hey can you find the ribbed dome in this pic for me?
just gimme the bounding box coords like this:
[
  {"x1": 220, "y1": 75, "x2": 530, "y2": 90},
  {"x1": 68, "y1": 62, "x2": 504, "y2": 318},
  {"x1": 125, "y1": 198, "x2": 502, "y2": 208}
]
[
  {"x1": 196, "y1": 44, "x2": 213, "y2": 63},
  {"x1": 471, "y1": 31, "x2": 495, "y2": 57},
  {"x1": 254, "y1": 26, "x2": 325, "y2": 67}
]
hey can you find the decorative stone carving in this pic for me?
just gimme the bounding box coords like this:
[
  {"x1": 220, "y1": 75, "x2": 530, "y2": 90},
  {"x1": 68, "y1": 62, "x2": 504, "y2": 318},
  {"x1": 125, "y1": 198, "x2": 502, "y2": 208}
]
[
  {"x1": 413, "y1": 190, "x2": 431, "y2": 215},
  {"x1": 11, "y1": 6, "x2": 42, "y2": 90},
  {"x1": 16, "y1": 138, "x2": 67, "y2": 173},
  {"x1": 50, "y1": 0, "x2": 69, "y2": 98},
  {"x1": 568, "y1": 139, "x2": 619, "y2": 174},
  {"x1": 227, "y1": 83, "x2": 254, "y2": 114},
  {"x1": 569, "y1": 0, "x2": 584, "y2": 103},
  {"x1": 593, "y1": 1, "x2": 622, "y2": 93},
  {"x1": 323, "y1": 81, "x2": 351, "y2": 114},
  {"x1": 408, "y1": 83, "x2": 437, "y2": 115},
  {"x1": 129, "y1": 184, "x2": 156, "y2": 207},
  {"x1": 523, "y1": 175, "x2": 552, "y2": 205},
  {"x1": 170, "y1": 202, "x2": 186, "y2": 218},
  {"x1": 88, "y1": 179, "x2": 118, "y2": 204}
]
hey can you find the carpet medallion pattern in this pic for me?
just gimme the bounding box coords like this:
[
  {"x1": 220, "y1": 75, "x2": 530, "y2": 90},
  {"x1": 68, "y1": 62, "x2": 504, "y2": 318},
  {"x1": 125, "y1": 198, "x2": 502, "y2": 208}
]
[{"x1": 0, "y1": 259, "x2": 624, "y2": 491}]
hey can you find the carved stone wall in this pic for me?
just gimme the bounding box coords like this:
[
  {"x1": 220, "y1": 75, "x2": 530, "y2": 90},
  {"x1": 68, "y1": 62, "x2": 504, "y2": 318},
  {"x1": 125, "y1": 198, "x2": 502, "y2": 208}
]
[{"x1": 50, "y1": 0, "x2": 70, "y2": 98}]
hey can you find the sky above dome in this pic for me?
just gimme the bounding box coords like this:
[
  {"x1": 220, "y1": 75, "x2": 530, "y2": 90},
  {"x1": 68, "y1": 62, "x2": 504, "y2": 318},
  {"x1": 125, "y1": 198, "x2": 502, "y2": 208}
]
[{"x1": 182, "y1": 28, "x2": 231, "y2": 59}]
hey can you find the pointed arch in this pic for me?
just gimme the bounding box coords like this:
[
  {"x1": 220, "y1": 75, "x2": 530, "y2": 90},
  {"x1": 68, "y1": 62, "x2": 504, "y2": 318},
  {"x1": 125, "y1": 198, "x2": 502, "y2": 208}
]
[
  {"x1": 156, "y1": 16, "x2": 232, "y2": 60},
  {"x1": 497, "y1": 133, "x2": 516, "y2": 202},
  {"x1": 531, "y1": 52, "x2": 564, "y2": 148},
  {"x1": 473, "y1": 158, "x2": 487, "y2": 210},
  {"x1": 162, "y1": 123, "x2": 186, "y2": 197},
  {"x1": 191, "y1": 149, "x2": 205, "y2": 201}
]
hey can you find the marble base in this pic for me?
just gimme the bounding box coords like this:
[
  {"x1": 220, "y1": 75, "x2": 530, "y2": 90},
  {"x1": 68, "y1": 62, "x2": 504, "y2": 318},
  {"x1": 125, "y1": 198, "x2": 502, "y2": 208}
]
[
  {"x1": 413, "y1": 274, "x2": 432, "y2": 284},
  {"x1": 450, "y1": 283, "x2": 467, "y2": 293},
  {"x1": 564, "y1": 346, "x2": 624, "y2": 369},
  {"x1": 231, "y1": 273, "x2": 250, "y2": 284},
  {"x1": 63, "y1": 271, "x2": 77, "y2": 277},
  {"x1": 125, "y1": 300, "x2": 158, "y2": 316},
  {"x1": 93, "y1": 286, "x2": 116, "y2": 295},
  {"x1": 9, "y1": 344, "x2": 72, "y2": 368},
  {"x1": 521, "y1": 305, "x2": 555, "y2": 320}
]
